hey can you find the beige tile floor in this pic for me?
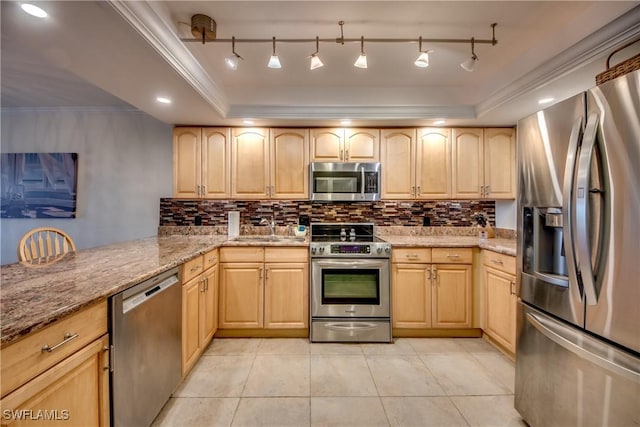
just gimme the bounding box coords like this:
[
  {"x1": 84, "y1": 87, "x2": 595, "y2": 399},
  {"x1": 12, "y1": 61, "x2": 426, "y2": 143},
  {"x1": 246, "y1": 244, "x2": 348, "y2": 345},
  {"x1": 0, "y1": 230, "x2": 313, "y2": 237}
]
[{"x1": 152, "y1": 338, "x2": 526, "y2": 427}]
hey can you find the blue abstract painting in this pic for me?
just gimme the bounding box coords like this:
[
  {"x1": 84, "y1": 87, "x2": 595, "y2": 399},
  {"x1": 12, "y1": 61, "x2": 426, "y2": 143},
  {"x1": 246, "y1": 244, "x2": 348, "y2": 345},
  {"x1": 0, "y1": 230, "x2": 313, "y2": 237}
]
[{"x1": 1, "y1": 153, "x2": 78, "y2": 219}]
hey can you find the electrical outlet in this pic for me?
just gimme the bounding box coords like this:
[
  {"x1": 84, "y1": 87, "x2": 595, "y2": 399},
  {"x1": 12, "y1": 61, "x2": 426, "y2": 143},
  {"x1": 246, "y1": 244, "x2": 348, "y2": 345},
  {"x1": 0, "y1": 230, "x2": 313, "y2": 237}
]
[
  {"x1": 194, "y1": 215, "x2": 202, "y2": 226},
  {"x1": 299, "y1": 215, "x2": 310, "y2": 226},
  {"x1": 423, "y1": 216, "x2": 430, "y2": 226}
]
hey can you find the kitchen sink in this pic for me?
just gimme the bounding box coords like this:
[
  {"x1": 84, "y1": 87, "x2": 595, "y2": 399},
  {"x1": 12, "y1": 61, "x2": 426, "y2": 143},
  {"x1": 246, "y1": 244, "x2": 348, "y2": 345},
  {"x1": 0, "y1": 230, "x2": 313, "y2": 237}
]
[{"x1": 233, "y1": 235, "x2": 306, "y2": 242}]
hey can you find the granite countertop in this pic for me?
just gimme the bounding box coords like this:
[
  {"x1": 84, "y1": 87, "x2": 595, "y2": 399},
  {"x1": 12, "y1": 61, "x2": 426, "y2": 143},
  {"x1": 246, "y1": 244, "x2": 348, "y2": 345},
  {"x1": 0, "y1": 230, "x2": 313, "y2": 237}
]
[{"x1": 1, "y1": 233, "x2": 513, "y2": 346}]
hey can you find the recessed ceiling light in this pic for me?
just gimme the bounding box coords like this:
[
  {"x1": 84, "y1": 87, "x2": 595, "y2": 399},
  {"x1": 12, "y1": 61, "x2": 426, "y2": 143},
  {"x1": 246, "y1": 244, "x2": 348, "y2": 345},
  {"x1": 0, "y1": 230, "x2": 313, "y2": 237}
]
[
  {"x1": 433, "y1": 119, "x2": 446, "y2": 126},
  {"x1": 538, "y1": 97, "x2": 555, "y2": 105},
  {"x1": 21, "y1": 3, "x2": 47, "y2": 18},
  {"x1": 341, "y1": 119, "x2": 352, "y2": 126},
  {"x1": 242, "y1": 119, "x2": 255, "y2": 125},
  {"x1": 156, "y1": 96, "x2": 172, "y2": 104}
]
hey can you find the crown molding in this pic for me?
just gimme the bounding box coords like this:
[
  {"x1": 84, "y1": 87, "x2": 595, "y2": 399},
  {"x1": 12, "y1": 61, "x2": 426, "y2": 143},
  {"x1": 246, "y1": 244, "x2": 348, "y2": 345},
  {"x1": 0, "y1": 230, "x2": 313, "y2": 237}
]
[
  {"x1": 107, "y1": 1, "x2": 229, "y2": 117},
  {"x1": 1, "y1": 106, "x2": 142, "y2": 114},
  {"x1": 476, "y1": 6, "x2": 640, "y2": 118},
  {"x1": 227, "y1": 105, "x2": 475, "y2": 120}
]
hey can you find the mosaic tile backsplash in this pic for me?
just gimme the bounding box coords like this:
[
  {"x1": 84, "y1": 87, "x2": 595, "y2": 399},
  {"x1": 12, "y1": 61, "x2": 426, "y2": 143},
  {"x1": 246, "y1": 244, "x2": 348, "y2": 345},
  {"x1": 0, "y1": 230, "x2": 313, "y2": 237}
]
[{"x1": 159, "y1": 199, "x2": 496, "y2": 228}]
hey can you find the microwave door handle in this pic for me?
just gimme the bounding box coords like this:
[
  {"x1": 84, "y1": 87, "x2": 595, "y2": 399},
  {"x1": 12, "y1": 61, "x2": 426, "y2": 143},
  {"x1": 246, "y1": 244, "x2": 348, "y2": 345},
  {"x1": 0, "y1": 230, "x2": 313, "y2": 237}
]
[
  {"x1": 360, "y1": 166, "x2": 365, "y2": 194},
  {"x1": 562, "y1": 116, "x2": 583, "y2": 292},
  {"x1": 575, "y1": 112, "x2": 600, "y2": 306}
]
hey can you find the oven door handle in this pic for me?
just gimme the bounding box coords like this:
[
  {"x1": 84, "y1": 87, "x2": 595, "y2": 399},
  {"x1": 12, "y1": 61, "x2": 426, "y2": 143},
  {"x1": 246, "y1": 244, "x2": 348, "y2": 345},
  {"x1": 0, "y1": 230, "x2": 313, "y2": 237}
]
[{"x1": 314, "y1": 260, "x2": 387, "y2": 268}]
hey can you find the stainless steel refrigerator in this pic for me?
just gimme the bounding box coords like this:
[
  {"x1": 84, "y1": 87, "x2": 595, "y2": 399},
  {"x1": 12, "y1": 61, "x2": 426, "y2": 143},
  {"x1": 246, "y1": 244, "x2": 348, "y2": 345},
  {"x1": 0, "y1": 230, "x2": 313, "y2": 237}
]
[{"x1": 515, "y1": 69, "x2": 640, "y2": 426}]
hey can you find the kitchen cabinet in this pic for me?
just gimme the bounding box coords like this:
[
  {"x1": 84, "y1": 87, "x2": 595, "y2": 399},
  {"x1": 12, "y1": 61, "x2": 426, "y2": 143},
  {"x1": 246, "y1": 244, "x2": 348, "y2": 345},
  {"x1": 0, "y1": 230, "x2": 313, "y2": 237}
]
[
  {"x1": 231, "y1": 128, "x2": 270, "y2": 199},
  {"x1": 219, "y1": 247, "x2": 308, "y2": 332},
  {"x1": 311, "y1": 128, "x2": 380, "y2": 162},
  {"x1": 0, "y1": 302, "x2": 109, "y2": 426},
  {"x1": 452, "y1": 127, "x2": 516, "y2": 199},
  {"x1": 381, "y1": 128, "x2": 452, "y2": 199},
  {"x1": 182, "y1": 248, "x2": 219, "y2": 375},
  {"x1": 392, "y1": 247, "x2": 472, "y2": 329},
  {"x1": 270, "y1": 128, "x2": 310, "y2": 199},
  {"x1": 483, "y1": 250, "x2": 517, "y2": 353},
  {"x1": 173, "y1": 127, "x2": 231, "y2": 198}
]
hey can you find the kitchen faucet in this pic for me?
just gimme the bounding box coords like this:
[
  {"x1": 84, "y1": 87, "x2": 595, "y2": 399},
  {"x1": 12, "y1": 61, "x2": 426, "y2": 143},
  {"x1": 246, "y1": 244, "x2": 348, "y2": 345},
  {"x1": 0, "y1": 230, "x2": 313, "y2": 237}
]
[{"x1": 260, "y1": 216, "x2": 276, "y2": 237}]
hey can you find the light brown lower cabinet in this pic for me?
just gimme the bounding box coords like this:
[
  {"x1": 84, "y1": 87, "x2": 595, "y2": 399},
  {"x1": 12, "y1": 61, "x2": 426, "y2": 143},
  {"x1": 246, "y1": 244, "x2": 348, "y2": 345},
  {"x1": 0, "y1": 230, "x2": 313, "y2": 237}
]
[
  {"x1": 0, "y1": 335, "x2": 110, "y2": 427},
  {"x1": 182, "y1": 249, "x2": 219, "y2": 376},
  {"x1": 482, "y1": 250, "x2": 517, "y2": 354},
  {"x1": 392, "y1": 248, "x2": 472, "y2": 330},
  {"x1": 219, "y1": 247, "x2": 309, "y2": 332}
]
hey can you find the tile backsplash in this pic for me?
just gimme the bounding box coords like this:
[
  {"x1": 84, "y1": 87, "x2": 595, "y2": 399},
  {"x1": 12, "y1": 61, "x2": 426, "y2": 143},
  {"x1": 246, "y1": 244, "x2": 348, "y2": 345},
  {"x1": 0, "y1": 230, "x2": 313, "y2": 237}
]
[{"x1": 159, "y1": 199, "x2": 495, "y2": 227}]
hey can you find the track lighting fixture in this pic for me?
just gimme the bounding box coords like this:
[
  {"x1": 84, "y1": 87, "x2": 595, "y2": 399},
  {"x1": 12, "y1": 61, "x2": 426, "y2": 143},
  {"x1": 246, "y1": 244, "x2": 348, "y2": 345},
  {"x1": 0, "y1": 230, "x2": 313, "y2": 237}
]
[
  {"x1": 414, "y1": 37, "x2": 432, "y2": 68},
  {"x1": 353, "y1": 36, "x2": 367, "y2": 69},
  {"x1": 182, "y1": 16, "x2": 498, "y2": 72},
  {"x1": 309, "y1": 37, "x2": 324, "y2": 70},
  {"x1": 267, "y1": 37, "x2": 282, "y2": 69},
  {"x1": 460, "y1": 37, "x2": 478, "y2": 72},
  {"x1": 224, "y1": 36, "x2": 243, "y2": 70}
]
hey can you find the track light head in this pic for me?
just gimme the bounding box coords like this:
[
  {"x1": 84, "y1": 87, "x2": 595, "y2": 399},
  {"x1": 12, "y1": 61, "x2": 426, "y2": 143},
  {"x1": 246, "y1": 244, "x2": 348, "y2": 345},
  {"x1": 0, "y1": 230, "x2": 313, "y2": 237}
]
[
  {"x1": 354, "y1": 36, "x2": 367, "y2": 69},
  {"x1": 225, "y1": 37, "x2": 243, "y2": 70},
  {"x1": 268, "y1": 37, "x2": 282, "y2": 68},
  {"x1": 309, "y1": 36, "x2": 324, "y2": 70},
  {"x1": 461, "y1": 37, "x2": 478, "y2": 72}
]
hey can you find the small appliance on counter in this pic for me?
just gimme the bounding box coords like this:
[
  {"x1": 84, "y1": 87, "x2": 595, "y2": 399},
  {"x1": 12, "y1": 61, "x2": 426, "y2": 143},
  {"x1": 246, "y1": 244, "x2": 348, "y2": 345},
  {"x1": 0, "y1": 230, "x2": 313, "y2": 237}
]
[{"x1": 309, "y1": 223, "x2": 392, "y2": 343}]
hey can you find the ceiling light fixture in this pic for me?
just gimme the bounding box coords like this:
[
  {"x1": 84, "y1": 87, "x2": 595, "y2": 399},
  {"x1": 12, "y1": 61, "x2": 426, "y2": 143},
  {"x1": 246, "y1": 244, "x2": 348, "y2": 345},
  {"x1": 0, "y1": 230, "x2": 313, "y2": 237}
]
[
  {"x1": 21, "y1": 3, "x2": 47, "y2": 18},
  {"x1": 538, "y1": 97, "x2": 555, "y2": 105},
  {"x1": 224, "y1": 36, "x2": 243, "y2": 70},
  {"x1": 156, "y1": 96, "x2": 172, "y2": 104},
  {"x1": 340, "y1": 119, "x2": 352, "y2": 126},
  {"x1": 354, "y1": 36, "x2": 368, "y2": 69},
  {"x1": 434, "y1": 119, "x2": 446, "y2": 125},
  {"x1": 460, "y1": 37, "x2": 478, "y2": 72},
  {"x1": 414, "y1": 37, "x2": 432, "y2": 68},
  {"x1": 242, "y1": 119, "x2": 255, "y2": 125},
  {"x1": 181, "y1": 17, "x2": 498, "y2": 71},
  {"x1": 309, "y1": 36, "x2": 324, "y2": 70},
  {"x1": 267, "y1": 37, "x2": 282, "y2": 69}
]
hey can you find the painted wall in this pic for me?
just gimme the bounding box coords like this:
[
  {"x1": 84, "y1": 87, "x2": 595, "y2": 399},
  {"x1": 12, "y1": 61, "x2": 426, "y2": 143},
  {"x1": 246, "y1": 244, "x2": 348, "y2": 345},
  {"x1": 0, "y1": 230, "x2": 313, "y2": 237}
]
[{"x1": 1, "y1": 109, "x2": 172, "y2": 265}]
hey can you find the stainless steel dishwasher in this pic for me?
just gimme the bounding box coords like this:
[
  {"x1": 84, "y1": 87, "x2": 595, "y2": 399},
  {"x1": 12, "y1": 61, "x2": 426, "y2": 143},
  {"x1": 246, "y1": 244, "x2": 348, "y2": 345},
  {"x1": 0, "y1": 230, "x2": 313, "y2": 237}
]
[{"x1": 110, "y1": 267, "x2": 181, "y2": 427}]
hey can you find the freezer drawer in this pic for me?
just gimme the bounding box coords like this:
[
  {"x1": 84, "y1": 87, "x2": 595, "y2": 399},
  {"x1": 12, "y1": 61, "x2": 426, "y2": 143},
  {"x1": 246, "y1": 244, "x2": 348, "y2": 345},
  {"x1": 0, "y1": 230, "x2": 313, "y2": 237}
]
[{"x1": 515, "y1": 303, "x2": 640, "y2": 427}]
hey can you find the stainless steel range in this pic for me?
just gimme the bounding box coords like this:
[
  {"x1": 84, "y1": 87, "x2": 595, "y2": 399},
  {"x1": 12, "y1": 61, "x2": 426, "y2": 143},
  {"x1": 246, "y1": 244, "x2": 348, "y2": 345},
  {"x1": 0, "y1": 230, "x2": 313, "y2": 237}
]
[{"x1": 309, "y1": 223, "x2": 392, "y2": 343}]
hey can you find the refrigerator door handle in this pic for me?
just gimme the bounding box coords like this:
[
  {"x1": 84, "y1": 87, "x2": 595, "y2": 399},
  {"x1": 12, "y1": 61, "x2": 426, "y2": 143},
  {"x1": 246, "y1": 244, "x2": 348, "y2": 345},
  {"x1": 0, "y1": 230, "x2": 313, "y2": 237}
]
[
  {"x1": 562, "y1": 116, "x2": 583, "y2": 290},
  {"x1": 526, "y1": 311, "x2": 640, "y2": 383},
  {"x1": 575, "y1": 112, "x2": 600, "y2": 305}
]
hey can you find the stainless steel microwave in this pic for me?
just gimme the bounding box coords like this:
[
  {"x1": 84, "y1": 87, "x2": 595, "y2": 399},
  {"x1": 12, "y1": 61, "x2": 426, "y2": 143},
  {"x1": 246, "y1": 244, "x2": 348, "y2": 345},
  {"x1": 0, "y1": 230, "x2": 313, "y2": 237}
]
[{"x1": 309, "y1": 162, "x2": 381, "y2": 201}]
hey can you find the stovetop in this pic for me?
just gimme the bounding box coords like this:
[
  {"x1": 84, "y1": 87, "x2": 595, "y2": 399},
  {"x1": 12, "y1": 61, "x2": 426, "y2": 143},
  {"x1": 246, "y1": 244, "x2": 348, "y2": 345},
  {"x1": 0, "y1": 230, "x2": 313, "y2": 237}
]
[{"x1": 309, "y1": 223, "x2": 391, "y2": 258}]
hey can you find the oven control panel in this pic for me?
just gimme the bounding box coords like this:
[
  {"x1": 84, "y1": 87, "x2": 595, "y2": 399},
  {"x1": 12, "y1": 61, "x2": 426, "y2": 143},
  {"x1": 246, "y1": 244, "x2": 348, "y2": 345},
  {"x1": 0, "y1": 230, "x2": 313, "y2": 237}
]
[
  {"x1": 331, "y1": 244, "x2": 371, "y2": 254},
  {"x1": 310, "y1": 243, "x2": 391, "y2": 258}
]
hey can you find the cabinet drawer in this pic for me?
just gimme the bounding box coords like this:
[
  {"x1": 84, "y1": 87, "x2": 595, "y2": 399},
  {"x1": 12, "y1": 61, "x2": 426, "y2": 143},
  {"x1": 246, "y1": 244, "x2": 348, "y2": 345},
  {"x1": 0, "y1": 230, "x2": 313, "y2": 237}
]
[
  {"x1": 265, "y1": 247, "x2": 308, "y2": 263},
  {"x1": 432, "y1": 248, "x2": 473, "y2": 264},
  {"x1": 203, "y1": 248, "x2": 219, "y2": 270},
  {"x1": 1, "y1": 301, "x2": 107, "y2": 398},
  {"x1": 483, "y1": 250, "x2": 516, "y2": 274},
  {"x1": 391, "y1": 248, "x2": 431, "y2": 263},
  {"x1": 183, "y1": 255, "x2": 204, "y2": 283},
  {"x1": 220, "y1": 247, "x2": 265, "y2": 263}
]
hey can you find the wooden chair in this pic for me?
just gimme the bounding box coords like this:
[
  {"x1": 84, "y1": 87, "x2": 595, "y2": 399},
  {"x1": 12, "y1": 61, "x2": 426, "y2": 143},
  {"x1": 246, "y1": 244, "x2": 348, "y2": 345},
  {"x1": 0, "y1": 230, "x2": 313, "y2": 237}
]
[{"x1": 18, "y1": 227, "x2": 76, "y2": 262}]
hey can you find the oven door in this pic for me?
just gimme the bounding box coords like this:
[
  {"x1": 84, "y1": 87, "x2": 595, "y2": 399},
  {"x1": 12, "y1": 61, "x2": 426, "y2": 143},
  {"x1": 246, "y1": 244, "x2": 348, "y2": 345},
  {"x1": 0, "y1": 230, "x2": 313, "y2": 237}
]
[{"x1": 311, "y1": 258, "x2": 390, "y2": 318}]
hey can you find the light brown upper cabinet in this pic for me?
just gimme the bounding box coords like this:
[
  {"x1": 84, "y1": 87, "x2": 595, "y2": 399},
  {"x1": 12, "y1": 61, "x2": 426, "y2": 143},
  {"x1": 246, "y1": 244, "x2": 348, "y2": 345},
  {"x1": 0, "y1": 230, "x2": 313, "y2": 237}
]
[
  {"x1": 173, "y1": 127, "x2": 231, "y2": 198},
  {"x1": 381, "y1": 128, "x2": 452, "y2": 199},
  {"x1": 483, "y1": 128, "x2": 516, "y2": 199},
  {"x1": 270, "y1": 128, "x2": 309, "y2": 199},
  {"x1": 452, "y1": 127, "x2": 516, "y2": 199},
  {"x1": 311, "y1": 128, "x2": 380, "y2": 162},
  {"x1": 231, "y1": 128, "x2": 309, "y2": 199}
]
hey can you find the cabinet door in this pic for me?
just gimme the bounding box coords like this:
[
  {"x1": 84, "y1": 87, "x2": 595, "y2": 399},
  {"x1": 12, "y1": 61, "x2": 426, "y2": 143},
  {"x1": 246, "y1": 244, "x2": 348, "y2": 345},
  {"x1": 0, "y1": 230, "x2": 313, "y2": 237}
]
[
  {"x1": 202, "y1": 128, "x2": 231, "y2": 198},
  {"x1": 416, "y1": 128, "x2": 451, "y2": 199},
  {"x1": 380, "y1": 129, "x2": 416, "y2": 199},
  {"x1": 264, "y1": 262, "x2": 309, "y2": 329},
  {"x1": 270, "y1": 129, "x2": 309, "y2": 199},
  {"x1": 182, "y1": 276, "x2": 202, "y2": 375},
  {"x1": 483, "y1": 128, "x2": 516, "y2": 199},
  {"x1": 219, "y1": 263, "x2": 264, "y2": 329},
  {"x1": 392, "y1": 263, "x2": 431, "y2": 328},
  {"x1": 1, "y1": 335, "x2": 110, "y2": 427},
  {"x1": 200, "y1": 265, "x2": 218, "y2": 346},
  {"x1": 432, "y1": 264, "x2": 472, "y2": 328},
  {"x1": 345, "y1": 128, "x2": 380, "y2": 162},
  {"x1": 452, "y1": 128, "x2": 484, "y2": 199},
  {"x1": 173, "y1": 127, "x2": 201, "y2": 198},
  {"x1": 484, "y1": 266, "x2": 517, "y2": 352},
  {"x1": 231, "y1": 128, "x2": 269, "y2": 199},
  {"x1": 310, "y1": 128, "x2": 344, "y2": 161}
]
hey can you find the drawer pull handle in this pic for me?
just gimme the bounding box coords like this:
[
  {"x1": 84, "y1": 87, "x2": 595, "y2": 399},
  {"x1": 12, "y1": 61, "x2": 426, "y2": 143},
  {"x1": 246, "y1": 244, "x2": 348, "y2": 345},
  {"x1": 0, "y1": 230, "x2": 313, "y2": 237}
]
[
  {"x1": 208, "y1": 257, "x2": 217, "y2": 263},
  {"x1": 190, "y1": 265, "x2": 202, "y2": 273},
  {"x1": 41, "y1": 332, "x2": 79, "y2": 353},
  {"x1": 447, "y1": 254, "x2": 461, "y2": 259},
  {"x1": 406, "y1": 254, "x2": 419, "y2": 259},
  {"x1": 491, "y1": 259, "x2": 504, "y2": 265}
]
